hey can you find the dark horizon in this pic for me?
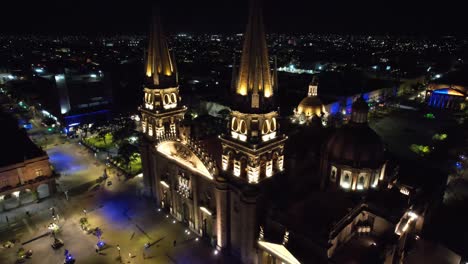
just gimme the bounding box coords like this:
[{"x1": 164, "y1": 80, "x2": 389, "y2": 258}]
[{"x1": 0, "y1": 0, "x2": 467, "y2": 36}]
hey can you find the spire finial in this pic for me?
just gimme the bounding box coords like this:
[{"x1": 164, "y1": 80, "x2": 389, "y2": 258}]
[
  {"x1": 145, "y1": 4, "x2": 177, "y2": 88},
  {"x1": 235, "y1": 0, "x2": 273, "y2": 109}
]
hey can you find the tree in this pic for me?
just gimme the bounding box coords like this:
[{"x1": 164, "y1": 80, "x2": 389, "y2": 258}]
[
  {"x1": 111, "y1": 117, "x2": 136, "y2": 145},
  {"x1": 118, "y1": 142, "x2": 139, "y2": 171},
  {"x1": 97, "y1": 129, "x2": 109, "y2": 146}
]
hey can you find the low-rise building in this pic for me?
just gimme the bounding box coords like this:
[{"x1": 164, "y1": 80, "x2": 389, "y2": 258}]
[{"x1": 0, "y1": 112, "x2": 56, "y2": 211}]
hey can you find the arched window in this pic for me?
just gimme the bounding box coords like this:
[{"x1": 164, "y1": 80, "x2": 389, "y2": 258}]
[
  {"x1": 271, "y1": 118, "x2": 277, "y2": 131},
  {"x1": 239, "y1": 120, "x2": 247, "y2": 134},
  {"x1": 170, "y1": 93, "x2": 177, "y2": 104},
  {"x1": 163, "y1": 94, "x2": 171, "y2": 105},
  {"x1": 340, "y1": 171, "x2": 351, "y2": 189},
  {"x1": 357, "y1": 174, "x2": 366, "y2": 190},
  {"x1": 330, "y1": 166, "x2": 337, "y2": 182},
  {"x1": 262, "y1": 120, "x2": 270, "y2": 134}
]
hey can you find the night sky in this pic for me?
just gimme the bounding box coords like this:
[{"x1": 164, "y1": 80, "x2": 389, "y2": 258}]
[{"x1": 1, "y1": 0, "x2": 466, "y2": 35}]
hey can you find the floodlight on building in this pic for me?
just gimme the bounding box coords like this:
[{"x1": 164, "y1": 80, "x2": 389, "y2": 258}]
[
  {"x1": 160, "y1": 181, "x2": 170, "y2": 188},
  {"x1": 200, "y1": 206, "x2": 212, "y2": 216}
]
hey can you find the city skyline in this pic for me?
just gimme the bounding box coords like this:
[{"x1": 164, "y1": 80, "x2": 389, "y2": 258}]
[
  {"x1": 1, "y1": 0, "x2": 467, "y2": 35},
  {"x1": 1, "y1": 1, "x2": 468, "y2": 263}
]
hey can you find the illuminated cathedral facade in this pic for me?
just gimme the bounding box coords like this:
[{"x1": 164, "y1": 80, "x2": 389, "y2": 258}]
[{"x1": 140, "y1": 2, "x2": 429, "y2": 264}]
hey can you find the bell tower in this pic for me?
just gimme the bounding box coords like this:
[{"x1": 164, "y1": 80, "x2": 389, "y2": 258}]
[
  {"x1": 140, "y1": 6, "x2": 186, "y2": 197},
  {"x1": 220, "y1": 0, "x2": 287, "y2": 184},
  {"x1": 140, "y1": 6, "x2": 186, "y2": 140}
]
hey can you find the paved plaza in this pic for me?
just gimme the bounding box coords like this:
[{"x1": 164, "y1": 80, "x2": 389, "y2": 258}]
[
  {"x1": 47, "y1": 142, "x2": 107, "y2": 192},
  {"x1": 0, "y1": 142, "x2": 240, "y2": 264}
]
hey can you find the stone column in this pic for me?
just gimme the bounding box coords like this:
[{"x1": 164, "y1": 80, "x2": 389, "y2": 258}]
[
  {"x1": 192, "y1": 174, "x2": 199, "y2": 234},
  {"x1": 151, "y1": 153, "x2": 162, "y2": 205},
  {"x1": 240, "y1": 187, "x2": 259, "y2": 264},
  {"x1": 140, "y1": 138, "x2": 153, "y2": 197},
  {"x1": 215, "y1": 176, "x2": 229, "y2": 250}
]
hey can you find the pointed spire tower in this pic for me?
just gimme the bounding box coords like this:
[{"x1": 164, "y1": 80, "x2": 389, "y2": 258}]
[
  {"x1": 140, "y1": 5, "x2": 186, "y2": 140},
  {"x1": 145, "y1": 6, "x2": 177, "y2": 88},
  {"x1": 235, "y1": 0, "x2": 277, "y2": 111},
  {"x1": 220, "y1": 0, "x2": 286, "y2": 184}
]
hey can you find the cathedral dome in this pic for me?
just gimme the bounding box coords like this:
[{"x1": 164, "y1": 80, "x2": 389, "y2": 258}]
[
  {"x1": 297, "y1": 96, "x2": 323, "y2": 117},
  {"x1": 322, "y1": 96, "x2": 384, "y2": 169},
  {"x1": 323, "y1": 123, "x2": 384, "y2": 169}
]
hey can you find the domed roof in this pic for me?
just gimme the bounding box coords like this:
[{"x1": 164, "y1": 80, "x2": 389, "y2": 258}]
[
  {"x1": 352, "y1": 96, "x2": 369, "y2": 113},
  {"x1": 297, "y1": 96, "x2": 323, "y2": 117},
  {"x1": 323, "y1": 123, "x2": 384, "y2": 168}
]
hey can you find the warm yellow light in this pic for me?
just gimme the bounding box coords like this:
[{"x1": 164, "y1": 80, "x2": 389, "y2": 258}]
[
  {"x1": 257, "y1": 241, "x2": 301, "y2": 264},
  {"x1": 233, "y1": 160, "x2": 241, "y2": 177},
  {"x1": 200, "y1": 206, "x2": 212, "y2": 216},
  {"x1": 400, "y1": 187, "x2": 410, "y2": 196},
  {"x1": 222, "y1": 155, "x2": 229, "y2": 171},
  {"x1": 266, "y1": 160, "x2": 273, "y2": 177},
  {"x1": 247, "y1": 165, "x2": 259, "y2": 184},
  {"x1": 161, "y1": 181, "x2": 169, "y2": 188},
  {"x1": 264, "y1": 86, "x2": 272, "y2": 98},
  {"x1": 146, "y1": 66, "x2": 152, "y2": 77},
  {"x1": 237, "y1": 83, "x2": 248, "y2": 96}
]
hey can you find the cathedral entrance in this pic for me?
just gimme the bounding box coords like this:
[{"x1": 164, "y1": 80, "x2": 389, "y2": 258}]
[
  {"x1": 202, "y1": 218, "x2": 208, "y2": 238},
  {"x1": 182, "y1": 203, "x2": 189, "y2": 224},
  {"x1": 162, "y1": 191, "x2": 169, "y2": 211}
]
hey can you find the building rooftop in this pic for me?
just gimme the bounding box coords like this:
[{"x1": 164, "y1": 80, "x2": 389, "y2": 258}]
[{"x1": 0, "y1": 111, "x2": 47, "y2": 167}]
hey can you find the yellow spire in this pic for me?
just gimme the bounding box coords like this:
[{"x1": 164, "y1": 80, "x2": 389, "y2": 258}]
[
  {"x1": 236, "y1": 0, "x2": 273, "y2": 108},
  {"x1": 145, "y1": 6, "x2": 176, "y2": 88}
]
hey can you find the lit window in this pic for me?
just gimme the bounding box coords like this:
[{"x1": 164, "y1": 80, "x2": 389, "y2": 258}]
[
  {"x1": 148, "y1": 125, "x2": 153, "y2": 136},
  {"x1": 357, "y1": 175, "x2": 366, "y2": 190},
  {"x1": 330, "y1": 167, "x2": 337, "y2": 182},
  {"x1": 170, "y1": 123, "x2": 176, "y2": 134},
  {"x1": 233, "y1": 160, "x2": 241, "y2": 177},
  {"x1": 276, "y1": 156, "x2": 284, "y2": 171},
  {"x1": 35, "y1": 169, "x2": 44, "y2": 177},
  {"x1": 266, "y1": 160, "x2": 273, "y2": 177},
  {"x1": 222, "y1": 155, "x2": 229, "y2": 171},
  {"x1": 247, "y1": 165, "x2": 259, "y2": 184},
  {"x1": 340, "y1": 172, "x2": 351, "y2": 189},
  {"x1": 156, "y1": 126, "x2": 164, "y2": 138}
]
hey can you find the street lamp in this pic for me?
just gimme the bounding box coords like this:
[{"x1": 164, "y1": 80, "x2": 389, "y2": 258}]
[{"x1": 116, "y1": 245, "x2": 121, "y2": 263}]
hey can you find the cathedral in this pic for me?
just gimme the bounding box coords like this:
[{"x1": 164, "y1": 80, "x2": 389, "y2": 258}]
[{"x1": 140, "y1": 1, "x2": 429, "y2": 263}]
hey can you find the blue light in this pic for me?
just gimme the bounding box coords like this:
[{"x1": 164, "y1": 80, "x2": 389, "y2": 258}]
[
  {"x1": 68, "y1": 122, "x2": 80, "y2": 127},
  {"x1": 456, "y1": 162, "x2": 463, "y2": 169}
]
